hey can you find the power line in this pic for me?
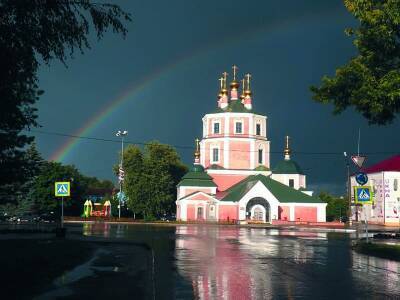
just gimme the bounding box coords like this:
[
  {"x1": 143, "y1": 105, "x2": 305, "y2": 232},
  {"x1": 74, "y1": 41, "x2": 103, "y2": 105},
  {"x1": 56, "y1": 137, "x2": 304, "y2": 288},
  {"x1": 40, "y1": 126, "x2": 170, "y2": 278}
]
[{"x1": 26, "y1": 129, "x2": 398, "y2": 156}]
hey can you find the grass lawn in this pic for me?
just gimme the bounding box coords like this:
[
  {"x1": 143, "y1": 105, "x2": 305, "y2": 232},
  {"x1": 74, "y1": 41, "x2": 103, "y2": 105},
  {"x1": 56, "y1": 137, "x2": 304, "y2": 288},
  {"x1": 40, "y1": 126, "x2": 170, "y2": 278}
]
[
  {"x1": 0, "y1": 238, "x2": 95, "y2": 299},
  {"x1": 353, "y1": 241, "x2": 400, "y2": 262}
]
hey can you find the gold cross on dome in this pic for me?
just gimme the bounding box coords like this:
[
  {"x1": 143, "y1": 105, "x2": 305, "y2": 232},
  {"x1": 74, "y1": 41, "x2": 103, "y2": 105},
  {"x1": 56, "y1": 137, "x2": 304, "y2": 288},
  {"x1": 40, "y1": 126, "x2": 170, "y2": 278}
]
[
  {"x1": 222, "y1": 72, "x2": 228, "y2": 88},
  {"x1": 232, "y1": 65, "x2": 238, "y2": 81},
  {"x1": 218, "y1": 77, "x2": 224, "y2": 89},
  {"x1": 245, "y1": 73, "x2": 251, "y2": 89}
]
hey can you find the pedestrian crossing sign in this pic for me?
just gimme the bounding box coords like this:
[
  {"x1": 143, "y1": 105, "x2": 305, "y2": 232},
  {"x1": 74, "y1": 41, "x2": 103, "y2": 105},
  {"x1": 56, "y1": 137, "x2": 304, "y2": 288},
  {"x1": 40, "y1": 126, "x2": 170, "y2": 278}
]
[
  {"x1": 354, "y1": 186, "x2": 373, "y2": 204},
  {"x1": 55, "y1": 182, "x2": 70, "y2": 197}
]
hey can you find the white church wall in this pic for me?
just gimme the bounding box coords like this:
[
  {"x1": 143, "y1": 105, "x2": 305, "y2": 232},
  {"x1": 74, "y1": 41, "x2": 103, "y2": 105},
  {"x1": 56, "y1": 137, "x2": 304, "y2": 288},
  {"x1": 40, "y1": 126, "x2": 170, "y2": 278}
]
[{"x1": 271, "y1": 174, "x2": 303, "y2": 190}]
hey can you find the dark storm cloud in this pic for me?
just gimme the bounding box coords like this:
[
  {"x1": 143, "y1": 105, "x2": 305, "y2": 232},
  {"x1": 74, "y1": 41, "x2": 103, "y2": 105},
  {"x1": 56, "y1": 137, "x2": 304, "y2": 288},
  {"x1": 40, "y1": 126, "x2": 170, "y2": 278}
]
[{"x1": 35, "y1": 0, "x2": 400, "y2": 195}]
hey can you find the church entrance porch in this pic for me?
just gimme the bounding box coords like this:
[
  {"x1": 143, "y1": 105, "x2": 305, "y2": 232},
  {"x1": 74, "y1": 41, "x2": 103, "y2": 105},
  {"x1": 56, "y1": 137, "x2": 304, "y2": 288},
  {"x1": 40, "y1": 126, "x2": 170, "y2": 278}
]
[{"x1": 246, "y1": 197, "x2": 270, "y2": 223}]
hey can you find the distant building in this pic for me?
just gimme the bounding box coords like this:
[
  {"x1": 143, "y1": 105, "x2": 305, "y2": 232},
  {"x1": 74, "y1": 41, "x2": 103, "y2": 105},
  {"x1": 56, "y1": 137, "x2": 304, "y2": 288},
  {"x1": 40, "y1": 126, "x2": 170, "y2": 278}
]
[
  {"x1": 351, "y1": 155, "x2": 400, "y2": 226},
  {"x1": 176, "y1": 66, "x2": 326, "y2": 223}
]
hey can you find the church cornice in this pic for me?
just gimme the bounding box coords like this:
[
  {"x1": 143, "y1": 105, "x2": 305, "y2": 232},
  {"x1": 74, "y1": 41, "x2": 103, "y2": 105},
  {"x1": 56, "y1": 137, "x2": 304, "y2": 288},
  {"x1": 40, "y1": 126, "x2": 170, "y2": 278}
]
[
  {"x1": 202, "y1": 135, "x2": 269, "y2": 141},
  {"x1": 203, "y1": 112, "x2": 267, "y2": 119}
]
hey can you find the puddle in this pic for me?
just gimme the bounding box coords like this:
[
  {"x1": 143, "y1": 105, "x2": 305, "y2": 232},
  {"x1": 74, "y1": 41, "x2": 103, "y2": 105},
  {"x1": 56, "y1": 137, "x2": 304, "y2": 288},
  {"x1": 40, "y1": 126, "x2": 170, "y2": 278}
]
[{"x1": 34, "y1": 248, "x2": 110, "y2": 299}]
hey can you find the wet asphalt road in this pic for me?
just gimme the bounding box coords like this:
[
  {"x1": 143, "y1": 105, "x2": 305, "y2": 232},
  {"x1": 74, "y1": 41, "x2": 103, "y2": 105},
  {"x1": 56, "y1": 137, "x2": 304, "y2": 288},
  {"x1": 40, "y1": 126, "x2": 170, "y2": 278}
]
[{"x1": 34, "y1": 223, "x2": 400, "y2": 299}]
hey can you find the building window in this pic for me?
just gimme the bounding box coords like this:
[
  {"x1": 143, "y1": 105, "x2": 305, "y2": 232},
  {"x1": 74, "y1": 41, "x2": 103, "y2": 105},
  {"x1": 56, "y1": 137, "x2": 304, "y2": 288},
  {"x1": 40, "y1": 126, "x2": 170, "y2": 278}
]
[
  {"x1": 394, "y1": 179, "x2": 398, "y2": 191},
  {"x1": 235, "y1": 122, "x2": 243, "y2": 134},
  {"x1": 256, "y1": 123, "x2": 261, "y2": 136},
  {"x1": 197, "y1": 207, "x2": 203, "y2": 220},
  {"x1": 289, "y1": 179, "x2": 294, "y2": 188},
  {"x1": 213, "y1": 122, "x2": 220, "y2": 134},
  {"x1": 212, "y1": 148, "x2": 219, "y2": 162},
  {"x1": 258, "y1": 149, "x2": 263, "y2": 164}
]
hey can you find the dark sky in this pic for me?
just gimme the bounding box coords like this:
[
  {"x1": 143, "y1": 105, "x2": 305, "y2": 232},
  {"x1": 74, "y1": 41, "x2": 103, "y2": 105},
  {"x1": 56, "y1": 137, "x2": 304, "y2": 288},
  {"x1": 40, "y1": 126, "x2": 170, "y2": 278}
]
[{"x1": 33, "y1": 0, "x2": 399, "y2": 195}]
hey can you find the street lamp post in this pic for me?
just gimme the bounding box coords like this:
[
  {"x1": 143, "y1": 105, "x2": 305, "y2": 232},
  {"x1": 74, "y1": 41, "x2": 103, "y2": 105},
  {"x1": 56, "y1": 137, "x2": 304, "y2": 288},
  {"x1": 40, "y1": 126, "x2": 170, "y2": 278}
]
[
  {"x1": 344, "y1": 152, "x2": 352, "y2": 226},
  {"x1": 116, "y1": 130, "x2": 128, "y2": 219}
]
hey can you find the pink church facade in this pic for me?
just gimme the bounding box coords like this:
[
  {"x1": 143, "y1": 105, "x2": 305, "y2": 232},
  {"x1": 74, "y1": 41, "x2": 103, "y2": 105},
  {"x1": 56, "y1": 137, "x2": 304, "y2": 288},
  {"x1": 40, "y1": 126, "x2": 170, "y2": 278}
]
[{"x1": 176, "y1": 66, "x2": 326, "y2": 224}]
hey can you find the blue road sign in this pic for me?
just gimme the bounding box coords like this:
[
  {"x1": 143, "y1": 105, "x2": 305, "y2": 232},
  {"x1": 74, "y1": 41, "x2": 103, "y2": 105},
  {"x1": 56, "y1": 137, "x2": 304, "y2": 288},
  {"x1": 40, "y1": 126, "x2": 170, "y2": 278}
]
[
  {"x1": 354, "y1": 186, "x2": 373, "y2": 204},
  {"x1": 55, "y1": 182, "x2": 70, "y2": 197},
  {"x1": 355, "y1": 172, "x2": 368, "y2": 185}
]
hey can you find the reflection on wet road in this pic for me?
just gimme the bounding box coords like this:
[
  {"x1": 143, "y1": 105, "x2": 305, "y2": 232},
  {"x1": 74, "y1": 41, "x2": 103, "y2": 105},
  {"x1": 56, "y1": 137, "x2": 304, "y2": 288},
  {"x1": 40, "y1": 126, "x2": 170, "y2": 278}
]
[
  {"x1": 174, "y1": 226, "x2": 400, "y2": 299},
  {"x1": 65, "y1": 224, "x2": 400, "y2": 299}
]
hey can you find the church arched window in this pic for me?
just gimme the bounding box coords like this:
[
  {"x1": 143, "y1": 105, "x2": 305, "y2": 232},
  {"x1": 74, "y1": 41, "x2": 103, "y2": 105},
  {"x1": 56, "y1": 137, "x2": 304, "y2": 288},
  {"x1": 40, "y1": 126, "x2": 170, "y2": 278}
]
[
  {"x1": 256, "y1": 123, "x2": 261, "y2": 136},
  {"x1": 213, "y1": 120, "x2": 220, "y2": 134},
  {"x1": 211, "y1": 146, "x2": 219, "y2": 163},
  {"x1": 258, "y1": 146, "x2": 263, "y2": 164},
  {"x1": 234, "y1": 120, "x2": 243, "y2": 134}
]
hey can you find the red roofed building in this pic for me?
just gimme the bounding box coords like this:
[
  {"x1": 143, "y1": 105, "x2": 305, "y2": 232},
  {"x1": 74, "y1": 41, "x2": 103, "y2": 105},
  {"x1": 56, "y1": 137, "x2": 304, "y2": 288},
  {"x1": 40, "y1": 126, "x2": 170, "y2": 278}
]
[
  {"x1": 361, "y1": 155, "x2": 400, "y2": 174},
  {"x1": 350, "y1": 155, "x2": 400, "y2": 226}
]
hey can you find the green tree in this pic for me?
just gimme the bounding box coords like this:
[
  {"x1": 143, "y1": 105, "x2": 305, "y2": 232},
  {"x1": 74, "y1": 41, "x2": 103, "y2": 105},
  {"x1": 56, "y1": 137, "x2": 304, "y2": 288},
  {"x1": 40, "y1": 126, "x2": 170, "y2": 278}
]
[
  {"x1": 120, "y1": 142, "x2": 188, "y2": 219},
  {"x1": 311, "y1": 0, "x2": 400, "y2": 125},
  {"x1": 30, "y1": 162, "x2": 87, "y2": 215},
  {"x1": 0, "y1": 142, "x2": 44, "y2": 213},
  {"x1": 121, "y1": 144, "x2": 144, "y2": 216},
  {"x1": 0, "y1": 1, "x2": 131, "y2": 202},
  {"x1": 144, "y1": 142, "x2": 187, "y2": 218},
  {"x1": 319, "y1": 191, "x2": 349, "y2": 222},
  {"x1": 83, "y1": 176, "x2": 115, "y2": 190},
  {"x1": 17, "y1": 142, "x2": 45, "y2": 213}
]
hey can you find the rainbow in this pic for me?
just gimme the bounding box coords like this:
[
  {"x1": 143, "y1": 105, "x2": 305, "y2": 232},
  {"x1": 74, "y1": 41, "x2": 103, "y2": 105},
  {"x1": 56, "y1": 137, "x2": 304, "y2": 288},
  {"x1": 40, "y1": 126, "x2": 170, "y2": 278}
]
[
  {"x1": 49, "y1": 9, "x2": 338, "y2": 162},
  {"x1": 49, "y1": 66, "x2": 170, "y2": 162}
]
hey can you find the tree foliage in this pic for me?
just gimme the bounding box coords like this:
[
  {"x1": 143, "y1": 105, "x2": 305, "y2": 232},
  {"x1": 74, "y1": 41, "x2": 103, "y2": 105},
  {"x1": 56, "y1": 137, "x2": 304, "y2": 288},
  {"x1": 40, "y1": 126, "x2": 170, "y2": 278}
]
[
  {"x1": 0, "y1": 142, "x2": 116, "y2": 216},
  {"x1": 121, "y1": 142, "x2": 188, "y2": 219},
  {"x1": 30, "y1": 161, "x2": 87, "y2": 215},
  {"x1": 311, "y1": 0, "x2": 400, "y2": 125},
  {"x1": 83, "y1": 176, "x2": 114, "y2": 190},
  {"x1": 0, "y1": 0, "x2": 131, "y2": 201},
  {"x1": 0, "y1": 141, "x2": 44, "y2": 205},
  {"x1": 319, "y1": 191, "x2": 349, "y2": 222},
  {"x1": 28, "y1": 160, "x2": 116, "y2": 216}
]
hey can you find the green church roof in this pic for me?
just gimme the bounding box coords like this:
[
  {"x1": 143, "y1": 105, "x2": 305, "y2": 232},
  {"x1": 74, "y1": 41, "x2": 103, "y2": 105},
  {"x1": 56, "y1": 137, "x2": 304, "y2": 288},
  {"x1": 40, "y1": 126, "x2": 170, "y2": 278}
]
[
  {"x1": 208, "y1": 164, "x2": 225, "y2": 170},
  {"x1": 220, "y1": 174, "x2": 322, "y2": 203},
  {"x1": 214, "y1": 100, "x2": 252, "y2": 113},
  {"x1": 273, "y1": 159, "x2": 304, "y2": 175},
  {"x1": 177, "y1": 164, "x2": 217, "y2": 187},
  {"x1": 254, "y1": 165, "x2": 270, "y2": 171}
]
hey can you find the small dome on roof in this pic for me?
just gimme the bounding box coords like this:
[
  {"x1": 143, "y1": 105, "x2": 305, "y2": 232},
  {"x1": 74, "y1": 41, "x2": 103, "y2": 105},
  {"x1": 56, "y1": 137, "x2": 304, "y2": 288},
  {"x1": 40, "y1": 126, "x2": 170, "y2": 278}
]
[
  {"x1": 178, "y1": 163, "x2": 217, "y2": 188},
  {"x1": 191, "y1": 164, "x2": 204, "y2": 172},
  {"x1": 273, "y1": 160, "x2": 304, "y2": 175},
  {"x1": 254, "y1": 165, "x2": 270, "y2": 171},
  {"x1": 208, "y1": 164, "x2": 225, "y2": 170}
]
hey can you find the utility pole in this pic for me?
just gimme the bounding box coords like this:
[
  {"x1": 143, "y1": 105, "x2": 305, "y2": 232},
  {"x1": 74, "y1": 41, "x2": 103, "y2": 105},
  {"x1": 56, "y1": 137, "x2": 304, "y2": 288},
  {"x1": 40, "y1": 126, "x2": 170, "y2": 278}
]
[
  {"x1": 344, "y1": 152, "x2": 352, "y2": 226},
  {"x1": 116, "y1": 130, "x2": 128, "y2": 219}
]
